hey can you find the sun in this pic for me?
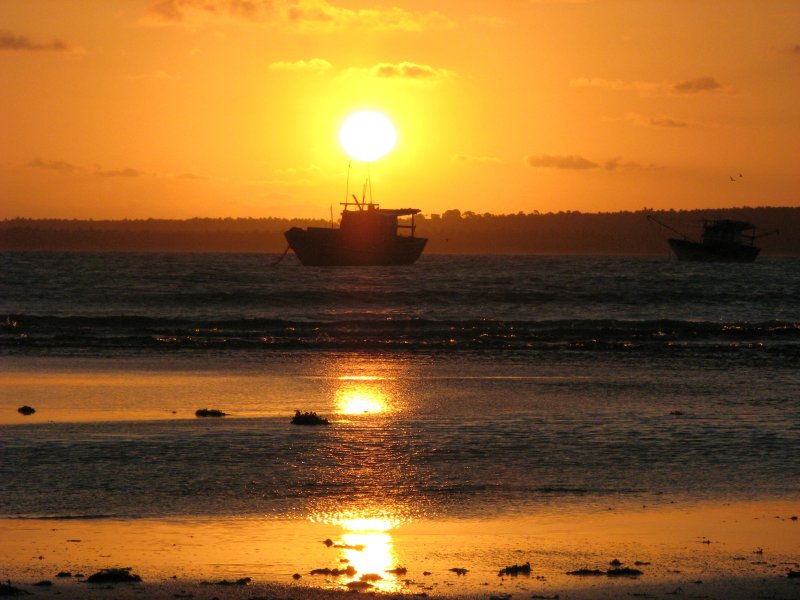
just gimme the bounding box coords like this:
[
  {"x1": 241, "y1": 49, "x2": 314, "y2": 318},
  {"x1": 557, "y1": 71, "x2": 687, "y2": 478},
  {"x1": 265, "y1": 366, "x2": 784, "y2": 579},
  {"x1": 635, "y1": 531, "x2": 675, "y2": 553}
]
[{"x1": 339, "y1": 111, "x2": 397, "y2": 162}]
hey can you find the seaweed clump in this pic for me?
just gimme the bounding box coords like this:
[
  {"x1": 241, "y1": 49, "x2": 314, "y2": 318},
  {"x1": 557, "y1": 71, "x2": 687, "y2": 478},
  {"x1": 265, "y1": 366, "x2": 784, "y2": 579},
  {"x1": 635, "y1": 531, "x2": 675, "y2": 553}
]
[
  {"x1": 200, "y1": 577, "x2": 251, "y2": 586},
  {"x1": 195, "y1": 408, "x2": 227, "y2": 417},
  {"x1": 310, "y1": 566, "x2": 356, "y2": 577},
  {"x1": 499, "y1": 562, "x2": 531, "y2": 576},
  {"x1": 86, "y1": 568, "x2": 142, "y2": 583},
  {"x1": 291, "y1": 410, "x2": 329, "y2": 425},
  {"x1": 0, "y1": 582, "x2": 30, "y2": 596},
  {"x1": 606, "y1": 567, "x2": 643, "y2": 577},
  {"x1": 566, "y1": 569, "x2": 605, "y2": 576}
]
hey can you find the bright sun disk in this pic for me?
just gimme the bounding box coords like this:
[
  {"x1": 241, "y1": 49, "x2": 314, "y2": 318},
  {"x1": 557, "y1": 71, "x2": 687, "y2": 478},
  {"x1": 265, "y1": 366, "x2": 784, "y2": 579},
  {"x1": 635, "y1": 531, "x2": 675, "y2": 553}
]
[{"x1": 339, "y1": 111, "x2": 397, "y2": 162}]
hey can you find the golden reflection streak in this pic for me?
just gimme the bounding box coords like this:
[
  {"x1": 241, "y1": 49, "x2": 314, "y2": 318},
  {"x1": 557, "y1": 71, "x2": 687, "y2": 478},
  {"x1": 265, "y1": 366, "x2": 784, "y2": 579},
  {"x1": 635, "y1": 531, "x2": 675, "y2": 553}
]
[
  {"x1": 335, "y1": 381, "x2": 389, "y2": 415},
  {"x1": 339, "y1": 517, "x2": 402, "y2": 593}
]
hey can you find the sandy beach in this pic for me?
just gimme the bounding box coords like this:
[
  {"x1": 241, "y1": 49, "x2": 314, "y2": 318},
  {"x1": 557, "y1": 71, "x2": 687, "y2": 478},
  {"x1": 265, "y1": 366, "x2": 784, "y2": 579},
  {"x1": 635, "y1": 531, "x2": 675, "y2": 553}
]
[{"x1": 3, "y1": 500, "x2": 798, "y2": 599}]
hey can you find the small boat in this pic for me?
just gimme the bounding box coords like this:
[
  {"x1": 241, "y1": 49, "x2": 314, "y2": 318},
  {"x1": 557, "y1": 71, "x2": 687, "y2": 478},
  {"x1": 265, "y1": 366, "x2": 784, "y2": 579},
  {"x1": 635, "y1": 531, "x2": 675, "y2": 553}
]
[
  {"x1": 284, "y1": 193, "x2": 427, "y2": 266},
  {"x1": 648, "y1": 216, "x2": 777, "y2": 262}
]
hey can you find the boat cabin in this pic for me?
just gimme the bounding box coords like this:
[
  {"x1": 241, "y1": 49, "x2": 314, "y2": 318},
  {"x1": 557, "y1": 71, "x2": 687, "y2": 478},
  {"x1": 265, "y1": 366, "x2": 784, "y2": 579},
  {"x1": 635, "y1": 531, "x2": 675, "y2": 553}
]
[
  {"x1": 702, "y1": 220, "x2": 755, "y2": 247},
  {"x1": 340, "y1": 201, "x2": 420, "y2": 242}
]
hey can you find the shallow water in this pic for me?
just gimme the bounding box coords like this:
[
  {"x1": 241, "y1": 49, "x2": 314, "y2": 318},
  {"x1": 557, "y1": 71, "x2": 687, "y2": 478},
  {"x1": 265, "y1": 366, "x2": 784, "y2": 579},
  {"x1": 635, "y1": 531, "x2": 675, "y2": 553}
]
[{"x1": 1, "y1": 253, "x2": 799, "y2": 524}]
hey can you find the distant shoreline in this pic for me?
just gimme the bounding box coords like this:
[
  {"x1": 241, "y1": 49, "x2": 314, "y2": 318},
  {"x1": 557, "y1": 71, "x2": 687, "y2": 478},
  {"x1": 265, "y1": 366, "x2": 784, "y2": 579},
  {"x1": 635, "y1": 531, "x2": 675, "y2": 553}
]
[{"x1": 1, "y1": 206, "x2": 798, "y2": 254}]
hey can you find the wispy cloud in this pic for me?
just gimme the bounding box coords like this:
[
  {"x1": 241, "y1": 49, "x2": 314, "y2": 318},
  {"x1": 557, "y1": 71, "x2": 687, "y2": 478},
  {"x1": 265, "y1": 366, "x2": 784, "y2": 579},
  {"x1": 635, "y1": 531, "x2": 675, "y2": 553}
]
[
  {"x1": 527, "y1": 154, "x2": 599, "y2": 169},
  {"x1": 268, "y1": 59, "x2": 455, "y2": 81},
  {"x1": 0, "y1": 30, "x2": 74, "y2": 52},
  {"x1": 285, "y1": 0, "x2": 452, "y2": 32},
  {"x1": 268, "y1": 58, "x2": 332, "y2": 73},
  {"x1": 452, "y1": 153, "x2": 501, "y2": 164},
  {"x1": 27, "y1": 158, "x2": 80, "y2": 172},
  {"x1": 144, "y1": 0, "x2": 452, "y2": 31},
  {"x1": 650, "y1": 117, "x2": 689, "y2": 128},
  {"x1": 176, "y1": 173, "x2": 207, "y2": 180},
  {"x1": 673, "y1": 76, "x2": 720, "y2": 94},
  {"x1": 527, "y1": 154, "x2": 652, "y2": 171},
  {"x1": 367, "y1": 62, "x2": 454, "y2": 81},
  {"x1": 620, "y1": 112, "x2": 690, "y2": 128},
  {"x1": 145, "y1": 0, "x2": 276, "y2": 23},
  {"x1": 570, "y1": 75, "x2": 724, "y2": 96},
  {"x1": 96, "y1": 168, "x2": 145, "y2": 178}
]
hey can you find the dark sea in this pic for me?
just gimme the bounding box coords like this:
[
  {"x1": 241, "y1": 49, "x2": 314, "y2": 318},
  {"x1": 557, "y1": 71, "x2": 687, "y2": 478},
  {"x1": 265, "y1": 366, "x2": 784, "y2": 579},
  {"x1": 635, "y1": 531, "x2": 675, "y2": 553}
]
[{"x1": 1, "y1": 252, "x2": 799, "y2": 523}]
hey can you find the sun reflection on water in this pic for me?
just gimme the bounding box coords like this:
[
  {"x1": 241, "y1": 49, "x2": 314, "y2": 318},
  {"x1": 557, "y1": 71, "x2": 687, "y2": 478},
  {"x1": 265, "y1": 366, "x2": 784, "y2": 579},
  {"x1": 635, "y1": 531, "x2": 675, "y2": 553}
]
[
  {"x1": 342, "y1": 530, "x2": 401, "y2": 592},
  {"x1": 335, "y1": 379, "x2": 391, "y2": 415},
  {"x1": 311, "y1": 512, "x2": 406, "y2": 592}
]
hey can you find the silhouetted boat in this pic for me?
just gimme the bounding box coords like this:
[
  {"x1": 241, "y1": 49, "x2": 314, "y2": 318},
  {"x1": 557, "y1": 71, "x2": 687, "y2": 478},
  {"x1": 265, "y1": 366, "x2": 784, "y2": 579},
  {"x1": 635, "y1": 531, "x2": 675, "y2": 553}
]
[
  {"x1": 285, "y1": 194, "x2": 427, "y2": 266},
  {"x1": 648, "y1": 216, "x2": 778, "y2": 262}
]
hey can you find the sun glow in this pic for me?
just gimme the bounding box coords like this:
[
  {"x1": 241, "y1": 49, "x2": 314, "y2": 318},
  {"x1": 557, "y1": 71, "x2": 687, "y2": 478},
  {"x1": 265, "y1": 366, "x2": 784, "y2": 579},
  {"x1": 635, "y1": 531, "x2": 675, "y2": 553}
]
[
  {"x1": 338, "y1": 111, "x2": 397, "y2": 162},
  {"x1": 335, "y1": 383, "x2": 388, "y2": 414}
]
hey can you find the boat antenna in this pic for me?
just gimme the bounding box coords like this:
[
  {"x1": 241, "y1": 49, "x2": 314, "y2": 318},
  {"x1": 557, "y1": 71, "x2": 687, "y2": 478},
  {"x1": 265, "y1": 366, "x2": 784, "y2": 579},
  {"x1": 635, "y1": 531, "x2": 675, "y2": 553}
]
[
  {"x1": 343, "y1": 160, "x2": 351, "y2": 205},
  {"x1": 367, "y1": 163, "x2": 373, "y2": 205}
]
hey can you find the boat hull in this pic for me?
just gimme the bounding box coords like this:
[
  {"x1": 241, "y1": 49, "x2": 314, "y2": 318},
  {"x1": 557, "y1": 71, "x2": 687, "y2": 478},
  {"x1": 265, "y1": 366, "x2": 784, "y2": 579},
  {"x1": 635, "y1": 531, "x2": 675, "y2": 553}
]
[
  {"x1": 285, "y1": 227, "x2": 427, "y2": 266},
  {"x1": 668, "y1": 238, "x2": 760, "y2": 262}
]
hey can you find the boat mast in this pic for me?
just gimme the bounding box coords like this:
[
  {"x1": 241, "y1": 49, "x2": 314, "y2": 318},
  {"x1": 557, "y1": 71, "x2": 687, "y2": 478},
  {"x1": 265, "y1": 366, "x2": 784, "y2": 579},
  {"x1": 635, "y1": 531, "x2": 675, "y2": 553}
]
[
  {"x1": 367, "y1": 163, "x2": 374, "y2": 206},
  {"x1": 343, "y1": 160, "x2": 351, "y2": 207}
]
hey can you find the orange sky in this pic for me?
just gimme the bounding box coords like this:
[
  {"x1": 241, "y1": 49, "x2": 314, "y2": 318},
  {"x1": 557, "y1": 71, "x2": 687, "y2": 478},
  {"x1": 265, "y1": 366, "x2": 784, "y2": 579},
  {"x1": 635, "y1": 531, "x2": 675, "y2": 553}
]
[{"x1": 1, "y1": 0, "x2": 799, "y2": 219}]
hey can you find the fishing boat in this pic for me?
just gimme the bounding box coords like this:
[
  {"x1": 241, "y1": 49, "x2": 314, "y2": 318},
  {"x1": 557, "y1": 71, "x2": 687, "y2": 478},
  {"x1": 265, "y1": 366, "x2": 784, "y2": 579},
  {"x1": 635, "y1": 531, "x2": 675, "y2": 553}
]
[
  {"x1": 284, "y1": 191, "x2": 427, "y2": 266},
  {"x1": 648, "y1": 216, "x2": 778, "y2": 262}
]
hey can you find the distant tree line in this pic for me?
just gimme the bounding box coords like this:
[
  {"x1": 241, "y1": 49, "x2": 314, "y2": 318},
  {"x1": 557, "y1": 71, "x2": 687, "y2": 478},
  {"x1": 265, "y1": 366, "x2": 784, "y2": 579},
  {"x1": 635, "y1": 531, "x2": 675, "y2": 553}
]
[{"x1": 0, "y1": 207, "x2": 796, "y2": 254}]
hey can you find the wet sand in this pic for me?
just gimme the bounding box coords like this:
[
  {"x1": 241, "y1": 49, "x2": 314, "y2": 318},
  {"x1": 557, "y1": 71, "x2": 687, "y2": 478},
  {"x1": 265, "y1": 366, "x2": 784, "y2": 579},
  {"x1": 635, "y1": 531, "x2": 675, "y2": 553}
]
[{"x1": 2, "y1": 500, "x2": 797, "y2": 599}]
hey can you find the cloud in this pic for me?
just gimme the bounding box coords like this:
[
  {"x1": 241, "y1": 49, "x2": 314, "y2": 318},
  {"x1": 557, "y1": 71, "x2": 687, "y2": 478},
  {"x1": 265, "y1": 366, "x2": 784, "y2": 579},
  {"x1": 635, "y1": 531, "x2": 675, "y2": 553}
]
[
  {"x1": 452, "y1": 153, "x2": 501, "y2": 164},
  {"x1": 96, "y1": 168, "x2": 145, "y2": 177},
  {"x1": 621, "y1": 112, "x2": 689, "y2": 128},
  {"x1": 285, "y1": 1, "x2": 452, "y2": 31},
  {"x1": 649, "y1": 117, "x2": 689, "y2": 128},
  {"x1": 0, "y1": 30, "x2": 72, "y2": 52},
  {"x1": 268, "y1": 58, "x2": 332, "y2": 73},
  {"x1": 673, "y1": 76, "x2": 721, "y2": 94},
  {"x1": 571, "y1": 75, "x2": 723, "y2": 96},
  {"x1": 144, "y1": 0, "x2": 452, "y2": 31},
  {"x1": 145, "y1": 0, "x2": 276, "y2": 23},
  {"x1": 367, "y1": 61, "x2": 454, "y2": 80},
  {"x1": 27, "y1": 158, "x2": 80, "y2": 172},
  {"x1": 527, "y1": 154, "x2": 653, "y2": 171},
  {"x1": 176, "y1": 173, "x2": 207, "y2": 180},
  {"x1": 527, "y1": 154, "x2": 599, "y2": 169}
]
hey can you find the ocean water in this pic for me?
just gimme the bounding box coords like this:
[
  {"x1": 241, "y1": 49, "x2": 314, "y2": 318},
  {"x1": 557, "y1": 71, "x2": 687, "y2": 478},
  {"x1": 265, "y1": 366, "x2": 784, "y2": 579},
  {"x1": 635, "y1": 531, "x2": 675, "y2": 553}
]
[{"x1": 1, "y1": 252, "x2": 799, "y2": 522}]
